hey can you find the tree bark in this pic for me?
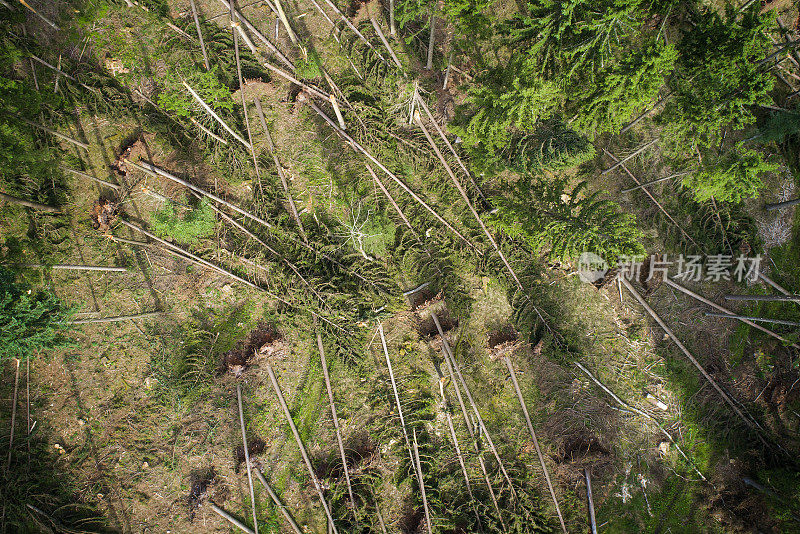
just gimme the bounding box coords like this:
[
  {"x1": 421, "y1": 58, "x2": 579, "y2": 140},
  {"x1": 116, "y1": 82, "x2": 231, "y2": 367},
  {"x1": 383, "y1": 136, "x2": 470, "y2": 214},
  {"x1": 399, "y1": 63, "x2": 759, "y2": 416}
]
[{"x1": 0, "y1": 192, "x2": 60, "y2": 213}]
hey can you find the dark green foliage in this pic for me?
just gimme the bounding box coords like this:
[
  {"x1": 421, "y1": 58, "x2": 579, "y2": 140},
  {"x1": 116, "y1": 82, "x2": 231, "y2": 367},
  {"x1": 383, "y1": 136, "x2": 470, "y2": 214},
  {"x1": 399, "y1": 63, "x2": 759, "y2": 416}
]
[
  {"x1": 453, "y1": 70, "x2": 560, "y2": 156},
  {"x1": 506, "y1": 119, "x2": 596, "y2": 174},
  {"x1": 0, "y1": 267, "x2": 73, "y2": 363},
  {"x1": 491, "y1": 175, "x2": 645, "y2": 261},
  {"x1": 661, "y1": 4, "x2": 775, "y2": 151},
  {"x1": 758, "y1": 105, "x2": 800, "y2": 145}
]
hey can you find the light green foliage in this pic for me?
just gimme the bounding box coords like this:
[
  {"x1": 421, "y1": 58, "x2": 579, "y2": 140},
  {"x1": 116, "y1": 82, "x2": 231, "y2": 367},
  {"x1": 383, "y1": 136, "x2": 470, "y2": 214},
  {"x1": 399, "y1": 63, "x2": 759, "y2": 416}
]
[
  {"x1": 295, "y1": 48, "x2": 323, "y2": 80},
  {"x1": 661, "y1": 4, "x2": 775, "y2": 151},
  {"x1": 682, "y1": 147, "x2": 778, "y2": 203},
  {"x1": 491, "y1": 175, "x2": 645, "y2": 261},
  {"x1": 150, "y1": 197, "x2": 216, "y2": 244},
  {"x1": 454, "y1": 73, "x2": 560, "y2": 154},
  {"x1": 0, "y1": 267, "x2": 72, "y2": 363},
  {"x1": 572, "y1": 42, "x2": 677, "y2": 137},
  {"x1": 157, "y1": 67, "x2": 234, "y2": 119}
]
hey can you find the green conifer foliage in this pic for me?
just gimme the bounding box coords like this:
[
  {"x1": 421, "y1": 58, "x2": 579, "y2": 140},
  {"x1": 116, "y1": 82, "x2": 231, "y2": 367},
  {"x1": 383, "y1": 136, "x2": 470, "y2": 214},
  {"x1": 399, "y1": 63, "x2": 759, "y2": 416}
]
[
  {"x1": 0, "y1": 267, "x2": 72, "y2": 363},
  {"x1": 491, "y1": 175, "x2": 645, "y2": 261}
]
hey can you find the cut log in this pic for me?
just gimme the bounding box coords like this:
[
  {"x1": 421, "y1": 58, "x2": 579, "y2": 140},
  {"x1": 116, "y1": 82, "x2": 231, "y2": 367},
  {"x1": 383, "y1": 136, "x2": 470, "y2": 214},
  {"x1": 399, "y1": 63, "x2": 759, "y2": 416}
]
[{"x1": 253, "y1": 469, "x2": 303, "y2": 534}]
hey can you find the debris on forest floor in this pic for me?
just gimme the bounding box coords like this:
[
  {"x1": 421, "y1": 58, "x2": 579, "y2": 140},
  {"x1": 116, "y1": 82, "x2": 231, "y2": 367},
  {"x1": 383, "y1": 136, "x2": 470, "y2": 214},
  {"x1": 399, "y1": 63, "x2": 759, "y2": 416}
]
[
  {"x1": 111, "y1": 136, "x2": 148, "y2": 178},
  {"x1": 187, "y1": 467, "x2": 219, "y2": 521},
  {"x1": 592, "y1": 266, "x2": 619, "y2": 290},
  {"x1": 412, "y1": 291, "x2": 458, "y2": 338},
  {"x1": 312, "y1": 432, "x2": 377, "y2": 481},
  {"x1": 90, "y1": 196, "x2": 117, "y2": 232},
  {"x1": 557, "y1": 432, "x2": 610, "y2": 463},
  {"x1": 639, "y1": 254, "x2": 664, "y2": 296},
  {"x1": 220, "y1": 322, "x2": 287, "y2": 377},
  {"x1": 234, "y1": 437, "x2": 266, "y2": 473},
  {"x1": 487, "y1": 324, "x2": 524, "y2": 361}
]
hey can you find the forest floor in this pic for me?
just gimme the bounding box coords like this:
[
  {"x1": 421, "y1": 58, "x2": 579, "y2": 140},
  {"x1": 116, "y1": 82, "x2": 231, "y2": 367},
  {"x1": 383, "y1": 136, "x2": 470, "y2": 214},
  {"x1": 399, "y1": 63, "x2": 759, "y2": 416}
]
[{"x1": 2, "y1": 0, "x2": 800, "y2": 533}]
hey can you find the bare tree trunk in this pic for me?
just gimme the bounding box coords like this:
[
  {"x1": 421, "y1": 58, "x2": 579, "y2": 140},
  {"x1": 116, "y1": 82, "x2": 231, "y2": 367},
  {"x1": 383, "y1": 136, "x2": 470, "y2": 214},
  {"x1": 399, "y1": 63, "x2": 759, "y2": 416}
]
[
  {"x1": 415, "y1": 114, "x2": 521, "y2": 289},
  {"x1": 368, "y1": 5, "x2": 404, "y2": 73},
  {"x1": 365, "y1": 163, "x2": 415, "y2": 233},
  {"x1": 389, "y1": 0, "x2": 395, "y2": 36},
  {"x1": 316, "y1": 329, "x2": 357, "y2": 505},
  {"x1": 20, "y1": 264, "x2": 128, "y2": 272},
  {"x1": 426, "y1": 13, "x2": 435, "y2": 70},
  {"x1": 189, "y1": 0, "x2": 210, "y2": 69},
  {"x1": 118, "y1": 218, "x2": 266, "y2": 292},
  {"x1": 415, "y1": 95, "x2": 490, "y2": 218},
  {"x1": 62, "y1": 167, "x2": 121, "y2": 190},
  {"x1": 321, "y1": 0, "x2": 385, "y2": 60},
  {"x1": 764, "y1": 197, "x2": 800, "y2": 211},
  {"x1": 0, "y1": 192, "x2": 60, "y2": 213},
  {"x1": 601, "y1": 139, "x2": 658, "y2": 175},
  {"x1": 705, "y1": 311, "x2": 800, "y2": 327},
  {"x1": 724, "y1": 294, "x2": 800, "y2": 303},
  {"x1": 265, "y1": 360, "x2": 340, "y2": 534},
  {"x1": 432, "y1": 312, "x2": 518, "y2": 502},
  {"x1": 574, "y1": 361, "x2": 706, "y2": 480},
  {"x1": 6, "y1": 359, "x2": 20, "y2": 470},
  {"x1": 67, "y1": 312, "x2": 162, "y2": 324},
  {"x1": 377, "y1": 323, "x2": 415, "y2": 465},
  {"x1": 253, "y1": 97, "x2": 308, "y2": 243},
  {"x1": 603, "y1": 150, "x2": 698, "y2": 248},
  {"x1": 17, "y1": 0, "x2": 59, "y2": 28},
  {"x1": 308, "y1": 100, "x2": 476, "y2": 250},
  {"x1": 216, "y1": 0, "x2": 294, "y2": 69},
  {"x1": 11, "y1": 114, "x2": 89, "y2": 150},
  {"x1": 233, "y1": 17, "x2": 264, "y2": 199},
  {"x1": 272, "y1": 0, "x2": 299, "y2": 44},
  {"x1": 621, "y1": 278, "x2": 768, "y2": 442},
  {"x1": 183, "y1": 81, "x2": 251, "y2": 149},
  {"x1": 253, "y1": 469, "x2": 303, "y2": 534},
  {"x1": 585, "y1": 469, "x2": 597, "y2": 534},
  {"x1": 412, "y1": 429, "x2": 433, "y2": 534},
  {"x1": 129, "y1": 161, "x2": 272, "y2": 229},
  {"x1": 620, "y1": 171, "x2": 691, "y2": 194},
  {"x1": 210, "y1": 503, "x2": 256, "y2": 534},
  {"x1": 236, "y1": 384, "x2": 260, "y2": 534},
  {"x1": 664, "y1": 278, "x2": 798, "y2": 348},
  {"x1": 503, "y1": 356, "x2": 566, "y2": 533},
  {"x1": 758, "y1": 272, "x2": 792, "y2": 296}
]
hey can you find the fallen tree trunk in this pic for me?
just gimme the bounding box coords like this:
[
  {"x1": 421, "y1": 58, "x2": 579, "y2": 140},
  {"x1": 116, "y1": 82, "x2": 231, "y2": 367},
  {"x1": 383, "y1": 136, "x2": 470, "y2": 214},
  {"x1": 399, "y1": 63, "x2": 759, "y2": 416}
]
[
  {"x1": 621, "y1": 278, "x2": 769, "y2": 443},
  {"x1": 503, "y1": 355, "x2": 566, "y2": 533},
  {"x1": 574, "y1": 360, "x2": 706, "y2": 481},
  {"x1": 603, "y1": 149, "x2": 698, "y2": 248},
  {"x1": 307, "y1": 100, "x2": 476, "y2": 250},
  {"x1": 432, "y1": 312, "x2": 518, "y2": 502},
  {"x1": 62, "y1": 167, "x2": 121, "y2": 190},
  {"x1": 253, "y1": 469, "x2": 303, "y2": 534},
  {"x1": 236, "y1": 383, "x2": 260, "y2": 534},
  {"x1": 664, "y1": 278, "x2": 798, "y2": 348},
  {"x1": 265, "y1": 360, "x2": 340, "y2": 534},
  {"x1": 253, "y1": 97, "x2": 308, "y2": 243},
  {"x1": 0, "y1": 192, "x2": 60, "y2": 213},
  {"x1": 67, "y1": 311, "x2": 162, "y2": 324},
  {"x1": 316, "y1": 328, "x2": 356, "y2": 505}
]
